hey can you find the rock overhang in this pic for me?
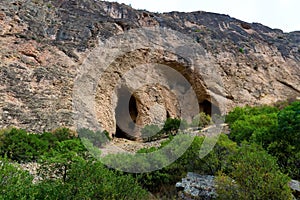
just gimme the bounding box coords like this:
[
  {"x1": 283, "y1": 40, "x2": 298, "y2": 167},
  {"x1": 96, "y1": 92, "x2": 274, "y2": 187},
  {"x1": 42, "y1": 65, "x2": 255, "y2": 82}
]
[{"x1": 73, "y1": 27, "x2": 226, "y2": 139}]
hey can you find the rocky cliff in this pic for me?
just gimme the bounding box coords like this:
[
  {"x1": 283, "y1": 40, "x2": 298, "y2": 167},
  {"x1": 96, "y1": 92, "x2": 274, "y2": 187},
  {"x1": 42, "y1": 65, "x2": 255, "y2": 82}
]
[{"x1": 0, "y1": 0, "x2": 299, "y2": 137}]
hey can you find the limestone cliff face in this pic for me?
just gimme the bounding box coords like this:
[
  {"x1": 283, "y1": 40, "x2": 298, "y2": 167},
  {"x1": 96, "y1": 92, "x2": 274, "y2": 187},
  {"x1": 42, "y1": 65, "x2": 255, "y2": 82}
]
[{"x1": 0, "y1": 0, "x2": 299, "y2": 137}]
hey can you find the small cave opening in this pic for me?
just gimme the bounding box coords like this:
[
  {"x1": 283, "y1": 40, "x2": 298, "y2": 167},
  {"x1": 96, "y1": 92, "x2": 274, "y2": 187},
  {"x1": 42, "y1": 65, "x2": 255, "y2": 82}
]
[
  {"x1": 114, "y1": 87, "x2": 139, "y2": 140},
  {"x1": 129, "y1": 95, "x2": 138, "y2": 123},
  {"x1": 199, "y1": 100, "x2": 221, "y2": 116},
  {"x1": 166, "y1": 111, "x2": 171, "y2": 119}
]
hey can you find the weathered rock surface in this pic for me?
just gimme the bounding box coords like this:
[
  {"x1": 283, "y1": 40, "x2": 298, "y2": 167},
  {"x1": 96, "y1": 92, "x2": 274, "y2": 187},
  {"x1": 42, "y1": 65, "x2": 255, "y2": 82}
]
[
  {"x1": 290, "y1": 180, "x2": 300, "y2": 199},
  {"x1": 176, "y1": 172, "x2": 216, "y2": 199},
  {"x1": 0, "y1": 0, "x2": 299, "y2": 137}
]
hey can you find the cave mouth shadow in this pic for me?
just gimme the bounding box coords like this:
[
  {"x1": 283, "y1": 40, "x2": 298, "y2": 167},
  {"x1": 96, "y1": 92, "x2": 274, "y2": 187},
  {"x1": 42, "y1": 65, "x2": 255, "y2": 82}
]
[
  {"x1": 114, "y1": 86, "x2": 139, "y2": 140},
  {"x1": 199, "y1": 99, "x2": 221, "y2": 116},
  {"x1": 113, "y1": 84, "x2": 222, "y2": 141}
]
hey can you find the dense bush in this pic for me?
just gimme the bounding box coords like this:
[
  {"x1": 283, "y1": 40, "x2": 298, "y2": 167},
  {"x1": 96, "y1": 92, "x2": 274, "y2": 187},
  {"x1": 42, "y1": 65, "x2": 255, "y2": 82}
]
[
  {"x1": 216, "y1": 143, "x2": 292, "y2": 200},
  {"x1": 162, "y1": 118, "x2": 187, "y2": 134},
  {"x1": 0, "y1": 128, "x2": 48, "y2": 162},
  {"x1": 34, "y1": 160, "x2": 149, "y2": 200},
  {"x1": 226, "y1": 101, "x2": 300, "y2": 179},
  {"x1": 0, "y1": 157, "x2": 148, "y2": 200},
  {"x1": 229, "y1": 112, "x2": 278, "y2": 146},
  {"x1": 268, "y1": 101, "x2": 300, "y2": 179},
  {"x1": 1, "y1": 100, "x2": 298, "y2": 199},
  {"x1": 0, "y1": 131, "x2": 149, "y2": 200},
  {"x1": 276, "y1": 101, "x2": 300, "y2": 150},
  {"x1": 0, "y1": 128, "x2": 82, "y2": 162},
  {"x1": 225, "y1": 105, "x2": 279, "y2": 125}
]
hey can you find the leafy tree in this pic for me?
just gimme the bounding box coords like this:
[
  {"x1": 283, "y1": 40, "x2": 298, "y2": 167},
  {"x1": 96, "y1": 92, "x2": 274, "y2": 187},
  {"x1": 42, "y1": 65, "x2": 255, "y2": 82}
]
[
  {"x1": 39, "y1": 139, "x2": 87, "y2": 182},
  {"x1": 135, "y1": 134, "x2": 237, "y2": 197}
]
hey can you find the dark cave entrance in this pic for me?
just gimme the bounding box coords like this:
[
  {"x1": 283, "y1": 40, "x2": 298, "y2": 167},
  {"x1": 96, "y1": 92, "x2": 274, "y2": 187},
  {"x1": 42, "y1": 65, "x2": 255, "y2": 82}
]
[
  {"x1": 115, "y1": 86, "x2": 139, "y2": 139},
  {"x1": 199, "y1": 100, "x2": 221, "y2": 116},
  {"x1": 129, "y1": 95, "x2": 138, "y2": 123}
]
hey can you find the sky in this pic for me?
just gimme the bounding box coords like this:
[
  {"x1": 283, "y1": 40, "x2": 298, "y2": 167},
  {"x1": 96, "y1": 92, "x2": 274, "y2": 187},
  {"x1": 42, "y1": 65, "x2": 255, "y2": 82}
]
[{"x1": 107, "y1": 0, "x2": 299, "y2": 32}]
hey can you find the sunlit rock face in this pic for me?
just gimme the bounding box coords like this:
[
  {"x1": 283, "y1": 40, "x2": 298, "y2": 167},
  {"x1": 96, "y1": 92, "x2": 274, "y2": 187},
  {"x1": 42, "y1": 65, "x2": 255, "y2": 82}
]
[{"x1": 0, "y1": 0, "x2": 299, "y2": 137}]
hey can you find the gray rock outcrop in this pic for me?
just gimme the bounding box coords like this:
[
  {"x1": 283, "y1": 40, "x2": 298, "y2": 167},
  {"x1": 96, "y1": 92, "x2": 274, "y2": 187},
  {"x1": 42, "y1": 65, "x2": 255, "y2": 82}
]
[{"x1": 176, "y1": 172, "x2": 216, "y2": 199}]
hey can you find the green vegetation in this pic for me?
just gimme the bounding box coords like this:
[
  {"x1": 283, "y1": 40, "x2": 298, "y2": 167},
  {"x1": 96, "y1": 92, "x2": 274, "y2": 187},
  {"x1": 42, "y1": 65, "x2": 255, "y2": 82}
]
[
  {"x1": 0, "y1": 128, "x2": 148, "y2": 200},
  {"x1": 226, "y1": 105, "x2": 279, "y2": 146},
  {"x1": 141, "y1": 118, "x2": 188, "y2": 142},
  {"x1": 0, "y1": 158, "x2": 34, "y2": 200},
  {"x1": 190, "y1": 112, "x2": 212, "y2": 128},
  {"x1": 226, "y1": 101, "x2": 300, "y2": 180},
  {"x1": 0, "y1": 156, "x2": 148, "y2": 200},
  {"x1": 0, "y1": 127, "x2": 79, "y2": 162},
  {"x1": 0, "y1": 101, "x2": 299, "y2": 199},
  {"x1": 216, "y1": 143, "x2": 292, "y2": 200},
  {"x1": 239, "y1": 47, "x2": 245, "y2": 54},
  {"x1": 141, "y1": 113, "x2": 211, "y2": 142}
]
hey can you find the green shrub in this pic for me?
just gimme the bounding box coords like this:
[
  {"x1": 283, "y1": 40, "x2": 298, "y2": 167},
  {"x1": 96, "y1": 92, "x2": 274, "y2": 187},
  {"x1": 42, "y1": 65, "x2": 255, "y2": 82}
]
[
  {"x1": 216, "y1": 143, "x2": 292, "y2": 200},
  {"x1": 52, "y1": 127, "x2": 77, "y2": 142},
  {"x1": 229, "y1": 112, "x2": 278, "y2": 146},
  {"x1": 0, "y1": 157, "x2": 34, "y2": 200},
  {"x1": 0, "y1": 157, "x2": 148, "y2": 200},
  {"x1": 190, "y1": 112, "x2": 212, "y2": 128},
  {"x1": 163, "y1": 118, "x2": 181, "y2": 134},
  {"x1": 277, "y1": 101, "x2": 300, "y2": 150},
  {"x1": 226, "y1": 102, "x2": 300, "y2": 179},
  {"x1": 0, "y1": 128, "x2": 49, "y2": 162},
  {"x1": 141, "y1": 124, "x2": 161, "y2": 142},
  {"x1": 77, "y1": 128, "x2": 110, "y2": 147},
  {"x1": 140, "y1": 118, "x2": 187, "y2": 142},
  {"x1": 267, "y1": 101, "x2": 300, "y2": 179},
  {"x1": 39, "y1": 132, "x2": 59, "y2": 148},
  {"x1": 225, "y1": 105, "x2": 279, "y2": 125},
  {"x1": 239, "y1": 47, "x2": 244, "y2": 54},
  {"x1": 63, "y1": 160, "x2": 149, "y2": 199}
]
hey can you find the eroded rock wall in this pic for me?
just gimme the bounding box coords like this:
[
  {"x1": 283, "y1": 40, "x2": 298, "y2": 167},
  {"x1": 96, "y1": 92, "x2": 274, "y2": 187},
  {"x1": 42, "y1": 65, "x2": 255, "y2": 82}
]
[{"x1": 0, "y1": 0, "x2": 299, "y2": 135}]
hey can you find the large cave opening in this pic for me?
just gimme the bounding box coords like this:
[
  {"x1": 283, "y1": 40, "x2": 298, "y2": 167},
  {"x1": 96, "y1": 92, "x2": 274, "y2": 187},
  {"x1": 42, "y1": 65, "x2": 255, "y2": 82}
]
[
  {"x1": 91, "y1": 33, "x2": 226, "y2": 140},
  {"x1": 114, "y1": 86, "x2": 139, "y2": 139}
]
